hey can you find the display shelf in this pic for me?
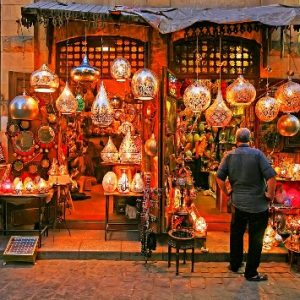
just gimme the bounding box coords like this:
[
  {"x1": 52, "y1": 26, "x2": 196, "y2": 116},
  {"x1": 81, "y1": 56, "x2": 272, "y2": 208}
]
[
  {"x1": 104, "y1": 191, "x2": 143, "y2": 197},
  {"x1": 101, "y1": 162, "x2": 141, "y2": 166}
]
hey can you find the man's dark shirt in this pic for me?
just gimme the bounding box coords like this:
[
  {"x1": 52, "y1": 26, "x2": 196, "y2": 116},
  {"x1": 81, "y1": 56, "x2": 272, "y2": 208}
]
[{"x1": 217, "y1": 144, "x2": 276, "y2": 213}]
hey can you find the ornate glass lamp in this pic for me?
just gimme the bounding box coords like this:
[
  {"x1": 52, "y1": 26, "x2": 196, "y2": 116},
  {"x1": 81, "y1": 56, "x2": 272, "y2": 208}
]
[
  {"x1": 30, "y1": 64, "x2": 59, "y2": 93},
  {"x1": 183, "y1": 80, "x2": 211, "y2": 113},
  {"x1": 277, "y1": 113, "x2": 300, "y2": 137},
  {"x1": 131, "y1": 68, "x2": 159, "y2": 100},
  {"x1": 102, "y1": 171, "x2": 118, "y2": 193},
  {"x1": 91, "y1": 81, "x2": 114, "y2": 127},
  {"x1": 56, "y1": 82, "x2": 78, "y2": 114},
  {"x1": 130, "y1": 172, "x2": 144, "y2": 193},
  {"x1": 275, "y1": 77, "x2": 300, "y2": 113},
  {"x1": 119, "y1": 132, "x2": 141, "y2": 164},
  {"x1": 226, "y1": 75, "x2": 256, "y2": 106},
  {"x1": 255, "y1": 93, "x2": 280, "y2": 122},
  {"x1": 10, "y1": 92, "x2": 39, "y2": 120},
  {"x1": 71, "y1": 55, "x2": 100, "y2": 83},
  {"x1": 205, "y1": 89, "x2": 232, "y2": 127},
  {"x1": 111, "y1": 58, "x2": 131, "y2": 82},
  {"x1": 101, "y1": 137, "x2": 119, "y2": 163}
]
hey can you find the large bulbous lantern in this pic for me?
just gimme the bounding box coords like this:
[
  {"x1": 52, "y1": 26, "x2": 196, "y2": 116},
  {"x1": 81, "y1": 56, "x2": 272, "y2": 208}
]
[
  {"x1": 255, "y1": 94, "x2": 280, "y2": 122},
  {"x1": 226, "y1": 75, "x2": 256, "y2": 106},
  {"x1": 10, "y1": 92, "x2": 39, "y2": 120},
  {"x1": 101, "y1": 137, "x2": 119, "y2": 163},
  {"x1": 277, "y1": 114, "x2": 300, "y2": 137},
  {"x1": 111, "y1": 58, "x2": 131, "y2": 82},
  {"x1": 30, "y1": 64, "x2": 59, "y2": 93},
  {"x1": 102, "y1": 171, "x2": 118, "y2": 193},
  {"x1": 91, "y1": 81, "x2": 114, "y2": 127},
  {"x1": 275, "y1": 78, "x2": 300, "y2": 113},
  {"x1": 71, "y1": 55, "x2": 100, "y2": 83},
  {"x1": 131, "y1": 68, "x2": 159, "y2": 100},
  {"x1": 183, "y1": 80, "x2": 211, "y2": 113},
  {"x1": 56, "y1": 82, "x2": 78, "y2": 114},
  {"x1": 205, "y1": 89, "x2": 232, "y2": 127}
]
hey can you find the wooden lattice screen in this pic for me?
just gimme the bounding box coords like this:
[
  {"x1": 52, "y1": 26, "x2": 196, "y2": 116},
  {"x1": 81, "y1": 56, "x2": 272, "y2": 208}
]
[
  {"x1": 56, "y1": 36, "x2": 147, "y2": 79},
  {"x1": 172, "y1": 36, "x2": 260, "y2": 79}
]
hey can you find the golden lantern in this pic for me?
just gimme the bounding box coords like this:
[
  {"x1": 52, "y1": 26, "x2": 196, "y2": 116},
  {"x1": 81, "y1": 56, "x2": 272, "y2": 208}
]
[
  {"x1": 226, "y1": 75, "x2": 256, "y2": 106},
  {"x1": 71, "y1": 55, "x2": 100, "y2": 83},
  {"x1": 37, "y1": 178, "x2": 49, "y2": 193},
  {"x1": 144, "y1": 133, "x2": 158, "y2": 156},
  {"x1": 101, "y1": 137, "x2": 119, "y2": 163},
  {"x1": 131, "y1": 68, "x2": 159, "y2": 100},
  {"x1": 91, "y1": 81, "x2": 114, "y2": 127},
  {"x1": 275, "y1": 78, "x2": 300, "y2": 113},
  {"x1": 205, "y1": 89, "x2": 232, "y2": 127},
  {"x1": 263, "y1": 224, "x2": 276, "y2": 250},
  {"x1": 130, "y1": 172, "x2": 144, "y2": 193},
  {"x1": 102, "y1": 171, "x2": 118, "y2": 193},
  {"x1": 30, "y1": 64, "x2": 59, "y2": 93},
  {"x1": 255, "y1": 93, "x2": 280, "y2": 122},
  {"x1": 10, "y1": 92, "x2": 39, "y2": 120},
  {"x1": 110, "y1": 96, "x2": 123, "y2": 109},
  {"x1": 119, "y1": 132, "x2": 141, "y2": 164},
  {"x1": 117, "y1": 168, "x2": 130, "y2": 193},
  {"x1": 277, "y1": 113, "x2": 300, "y2": 137},
  {"x1": 56, "y1": 82, "x2": 78, "y2": 114},
  {"x1": 183, "y1": 80, "x2": 211, "y2": 113},
  {"x1": 111, "y1": 58, "x2": 131, "y2": 82}
]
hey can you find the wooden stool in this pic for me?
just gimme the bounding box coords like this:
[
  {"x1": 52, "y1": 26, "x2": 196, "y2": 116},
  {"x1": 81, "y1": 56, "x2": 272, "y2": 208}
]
[{"x1": 167, "y1": 229, "x2": 195, "y2": 275}]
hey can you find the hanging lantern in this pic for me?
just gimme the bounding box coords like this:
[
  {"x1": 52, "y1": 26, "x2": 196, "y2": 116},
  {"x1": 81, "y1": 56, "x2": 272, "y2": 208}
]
[
  {"x1": 117, "y1": 168, "x2": 130, "y2": 193},
  {"x1": 255, "y1": 94, "x2": 280, "y2": 122},
  {"x1": 91, "y1": 81, "x2": 114, "y2": 127},
  {"x1": 56, "y1": 82, "x2": 78, "y2": 114},
  {"x1": 226, "y1": 75, "x2": 256, "y2": 106},
  {"x1": 30, "y1": 64, "x2": 59, "y2": 93},
  {"x1": 110, "y1": 95, "x2": 123, "y2": 109},
  {"x1": 101, "y1": 137, "x2": 119, "y2": 163},
  {"x1": 119, "y1": 132, "x2": 141, "y2": 164},
  {"x1": 71, "y1": 55, "x2": 100, "y2": 83},
  {"x1": 102, "y1": 171, "x2": 118, "y2": 193},
  {"x1": 111, "y1": 57, "x2": 131, "y2": 82},
  {"x1": 10, "y1": 92, "x2": 39, "y2": 120},
  {"x1": 144, "y1": 133, "x2": 158, "y2": 156},
  {"x1": 277, "y1": 113, "x2": 300, "y2": 137},
  {"x1": 131, "y1": 68, "x2": 159, "y2": 100},
  {"x1": 130, "y1": 172, "x2": 144, "y2": 193},
  {"x1": 76, "y1": 94, "x2": 85, "y2": 112},
  {"x1": 275, "y1": 78, "x2": 300, "y2": 113},
  {"x1": 183, "y1": 80, "x2": 211, "y2": 113},
  {"x1": 205, "y1": 89, "x2": 232, "y2": 127}
]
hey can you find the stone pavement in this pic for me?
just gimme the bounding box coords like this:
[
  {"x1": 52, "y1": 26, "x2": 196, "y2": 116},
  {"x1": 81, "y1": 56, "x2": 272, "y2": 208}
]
[{"x1": 0, "y1": 260, "x2": 299, "y2": 300}]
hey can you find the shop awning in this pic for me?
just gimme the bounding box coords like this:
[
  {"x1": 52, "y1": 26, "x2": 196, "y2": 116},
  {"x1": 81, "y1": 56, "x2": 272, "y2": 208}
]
[{"x1": 21, "y1": 1, "x2": 300, "y2": 34}]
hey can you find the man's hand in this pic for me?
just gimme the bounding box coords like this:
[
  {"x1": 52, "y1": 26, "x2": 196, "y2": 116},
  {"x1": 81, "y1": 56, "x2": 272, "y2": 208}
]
[{"x1": 265, "y1": 192, "x2": 274, "y2": 202}]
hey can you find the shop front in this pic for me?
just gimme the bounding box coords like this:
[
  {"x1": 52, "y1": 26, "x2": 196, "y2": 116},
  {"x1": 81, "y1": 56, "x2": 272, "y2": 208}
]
[{"x1": 0, "y1": 2, "x2": 300, "y2": 257}]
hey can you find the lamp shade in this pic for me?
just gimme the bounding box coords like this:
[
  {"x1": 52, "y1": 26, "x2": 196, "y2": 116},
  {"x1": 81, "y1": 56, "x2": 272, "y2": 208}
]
[
  {"x1": 91, "y1": 81, "x2": 114, "y2": 127},
  {"x1": 56, "y1": 82, "x2": 78, "y2": 114},
  {"x1": 10, "y1": 92, "x2": 39, "y2": 120},
  {"x1": 275, "y1": 78, "x2": 300, "y2": 113},
  {"x1": 101, "y1": 137, "x2": 119, "y2": 163},
  {"x1": 226, "y1": 75, "x2": 256, "y2": 106},
  {"x1": 119, "y1": 132, "x2": 141, "y2": 164},
  {"x1": 111, "y1": 57, "x2": 131, "y2": 82},
  {"x1": 183, "y1": 80, "x2": 211, "y2": 113},
  {"x1": 255, "y1": 94, "x2": 280, "y2": 122},
  {"x1": 71, "y1": 55, "x2": 100, "y2": 83},
  {"x1": 277, "y1": 113, "x2": 300, "y2": 137},
  {"x1": 131, "y1": 68, "x2": 159, "y2": 100},
  {"x1": 30, "y1": 64, "x2": 59, "y2": 93},
  {"x1": 102, "y1": 171, "x2": 118, "y2": 193},
  {"x1": 205, "y1": 89, "x2": 232, "y2": 127}
]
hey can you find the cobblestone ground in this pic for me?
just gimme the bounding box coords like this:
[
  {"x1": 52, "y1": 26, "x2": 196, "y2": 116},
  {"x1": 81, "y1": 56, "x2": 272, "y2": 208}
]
[{"x1": 0, "y1": 260, "x2": 299, "y2": 300}]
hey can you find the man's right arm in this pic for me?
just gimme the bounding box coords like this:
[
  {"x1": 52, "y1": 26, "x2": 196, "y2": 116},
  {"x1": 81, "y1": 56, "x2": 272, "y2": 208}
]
[{"x1": 265, "y1": 176, "x2": 276, "y2": 202}]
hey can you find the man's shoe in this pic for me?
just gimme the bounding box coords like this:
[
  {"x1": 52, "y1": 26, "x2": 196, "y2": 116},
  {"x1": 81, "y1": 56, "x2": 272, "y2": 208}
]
[
  {"x1": 246, "y1": 273, "x2": 268, "y2": 281},
  {"x1": 228, "y1": 262, "x2": 245, "y2": 274}
]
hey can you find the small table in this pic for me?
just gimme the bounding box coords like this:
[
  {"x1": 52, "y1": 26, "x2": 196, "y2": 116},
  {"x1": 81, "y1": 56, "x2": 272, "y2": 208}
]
[
  {"x1": 104, "y1": 191, "x2": 143, "y2": 241},
  {"x1": 168, "y1": 229, "x2": 195, "y2": 275},
  {"x1": 285, "y1": 235, "x2": 300, "y2": 271},
  {"x1": 0, "y1": 193, "x2": 49, "y2": 248}
]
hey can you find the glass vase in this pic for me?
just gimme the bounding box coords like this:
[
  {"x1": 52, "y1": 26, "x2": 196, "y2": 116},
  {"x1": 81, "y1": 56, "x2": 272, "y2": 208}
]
[
  {"x1": 117, "y1": 168, "x2": 130, "y2": 193},
  {"x1": 130, "y1": 172, "x2": 144, "y2": 193}
]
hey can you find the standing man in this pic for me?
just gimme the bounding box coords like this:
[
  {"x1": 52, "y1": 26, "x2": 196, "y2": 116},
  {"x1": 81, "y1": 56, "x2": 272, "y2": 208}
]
[{"x1": 216, "y1": 128, "x2": 276, "y2": 281}]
